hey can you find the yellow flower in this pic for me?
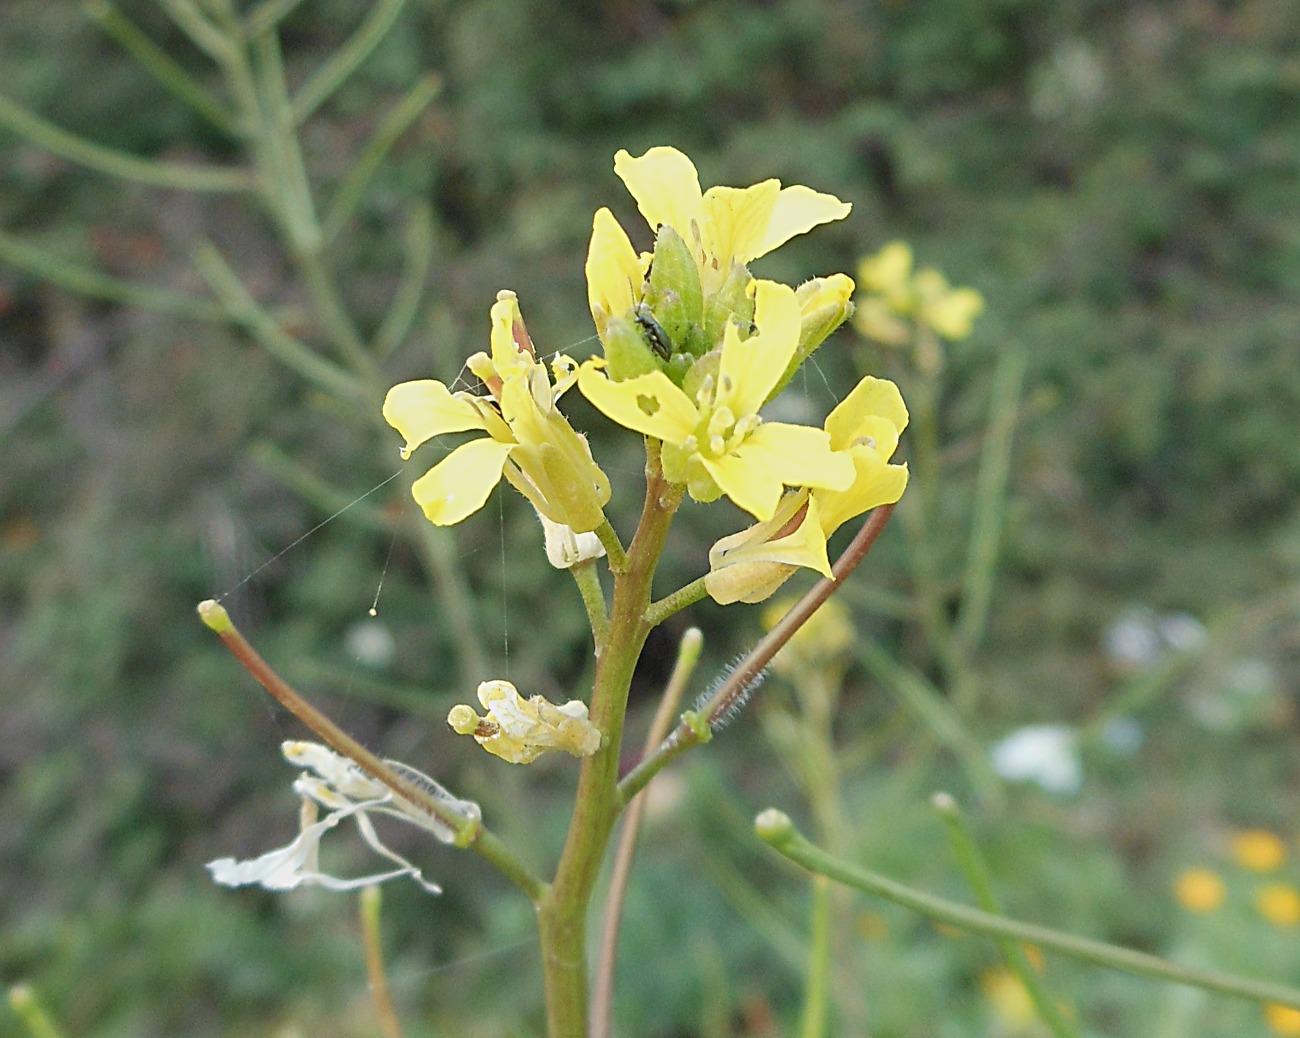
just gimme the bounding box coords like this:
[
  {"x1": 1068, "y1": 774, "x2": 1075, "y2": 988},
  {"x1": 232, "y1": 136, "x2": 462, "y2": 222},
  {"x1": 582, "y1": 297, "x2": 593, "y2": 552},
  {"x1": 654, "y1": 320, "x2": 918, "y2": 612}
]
[
  {"x1": 980, "y1": 967, "x2": 1037, "y2": 1031},
  {"x1": 447, "y1": 680, "x2": 601, "y2": 764},
  {"x1": 1232, "y1": 829, "x2": 1287, "y2": 872},
  {"x1": 1173, "y1": 867, "x2": 1225, "y2": 913},
  {"x1": 704, "y1": 375, "x2": 909, "y2": 604},
  {"x1": 384, "y1": 291, "x2": 610, "y2": 530},
  {"x1": 1256, "y1": 883, "x2": 1300, "y2": 927},
  {"x1": 1266, "y1": 1003, "x2": 1300, "y2": 1036},
  {"x1": 578, "y1": 280, "x2": 854, "y2": 521},
  {"x1": 854, "y1": 241, "x2": 984, "y2": 344},
  {"x1": 599, "y1": 146, "x2": 851, "y2": 298}
]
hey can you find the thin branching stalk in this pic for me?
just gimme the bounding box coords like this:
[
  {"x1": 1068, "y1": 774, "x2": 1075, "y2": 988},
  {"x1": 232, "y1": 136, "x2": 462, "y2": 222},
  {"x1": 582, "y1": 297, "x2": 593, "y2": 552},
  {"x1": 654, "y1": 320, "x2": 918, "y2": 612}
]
[
  {"x1": 359, "y1": 887, "x2": 404, "y2": 1038},
  {"x1": 0, "y1": 92, "x2": 250, "y2": 191},
  {"x1": 196, "y1": 599, "x2": 546, "y2": 901},
  {"x1": 933, "y1": 793, "x2": 1079, "y2": 1038},
  {"x1": 758, "y1": 811, "x2": 1300, "y2": 1010}
]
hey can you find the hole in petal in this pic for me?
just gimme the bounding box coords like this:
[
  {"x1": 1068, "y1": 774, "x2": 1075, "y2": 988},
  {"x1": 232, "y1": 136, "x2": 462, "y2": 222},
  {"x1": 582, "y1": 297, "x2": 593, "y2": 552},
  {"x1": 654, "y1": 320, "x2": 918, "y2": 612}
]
[{"x1": 636, "y1": 394, "x2": 661, "y2": 417}]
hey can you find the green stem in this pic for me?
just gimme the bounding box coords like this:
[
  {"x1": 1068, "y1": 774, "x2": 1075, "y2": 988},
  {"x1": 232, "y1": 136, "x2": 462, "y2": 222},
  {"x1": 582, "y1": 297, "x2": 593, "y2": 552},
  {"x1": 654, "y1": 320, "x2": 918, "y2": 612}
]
[
  {"x1": 933, "y1": 793, "x2": 1079, "y2": 1038},
  {"x1": 84, "y1": 1, "x2": 239, "y2": 135},
  {"x1": 323, "y1": 75, "x2": 442, "y2": 245},
  {"x1": 0, "y1": 230, "x2": 227, "y2": 321},
  {"x1": 954, "y1": 347, "x2": 1025, "y2": 656},
  {"x1": 0, "y1": 92, "x2": 250, "y2": 192},
  {"x1": 7, "y1": 986, "x2": 65, "y2": 1038},
  {"x1": 799, "y1": 875, "x2": 833, "y2": 1038},
  {"x1": 358, "y1": 887, "x2": 403, "y2": 1038},
  {"x1": 591, "y1": 628, "x2": 702, "y2": 1038},
  {"x1": 244, "y1": 0, "x2": 307, "y2": 36},
  {"x1": 197, "y1": 599, "x2": 544, "y2": 900},
  {"x1": 538, "y1": 447, "x2": 683, "y2": 1038},
  {"x1": 757, "y1": 810, "x2": 1300, "y2": 1010},
  {"x1": 644, "y1": 573, "x2": 710, "y2": 627},
  {"x1": 189, "y1": 240, "x2": 364, "y2": 401},
  {"x1": 570, "y1": 559, "x2": 609, "y2": 648},
  {"x1": 371, "y1": 202, "x2": 435, "y2": 359},
  {"x1": 291, "y1": 0, "x2": 409, "y2": 124}
]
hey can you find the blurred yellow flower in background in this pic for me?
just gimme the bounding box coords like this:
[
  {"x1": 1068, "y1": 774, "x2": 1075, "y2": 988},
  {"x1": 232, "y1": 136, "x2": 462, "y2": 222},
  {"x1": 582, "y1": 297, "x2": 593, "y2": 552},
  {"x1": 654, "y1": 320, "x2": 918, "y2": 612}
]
[
  {"x1": 854, "y1": 240, "x2": 985, "y2": 346},
  {"x1": 1266, "y1": 1003, "x2": 1300, "y2": 1037},
  {"x1": 1174, "y1": 867, "x2": 1225, "y2": 913},
  {"x1": 1255, "y1": 883, "x2": 1300, "y2": 928},
  {"x1": 1232, "y1": 829, "x2": 1287, "y2": 872}
]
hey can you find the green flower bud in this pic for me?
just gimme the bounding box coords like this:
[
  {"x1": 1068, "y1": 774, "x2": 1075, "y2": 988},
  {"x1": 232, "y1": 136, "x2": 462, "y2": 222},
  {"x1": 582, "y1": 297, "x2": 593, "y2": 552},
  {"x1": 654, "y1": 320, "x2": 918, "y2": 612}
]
[
  {"x1": 643, "y1": 224, "x2": 703, "y2": 352},
  {"x1": 601, "y1": 314, "x2": 660, "y2": 381},
  {"x1": 768, "y1": 274, "x2": 857, "y2": 400},
  {"x1": 702, "y1": 263, "x2": 755, "y2": 350}
]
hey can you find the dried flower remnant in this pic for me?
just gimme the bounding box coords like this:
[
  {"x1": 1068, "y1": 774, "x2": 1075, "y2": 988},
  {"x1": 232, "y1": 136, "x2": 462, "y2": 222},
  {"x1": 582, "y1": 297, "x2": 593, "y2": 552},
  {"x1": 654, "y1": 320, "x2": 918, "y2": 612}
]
[
  {"x1": 448, "y1": 680, "x2": 601, "y2": 764},
  {"x1": 206, "y1": 741, "x2": 479, "y2": 894}
]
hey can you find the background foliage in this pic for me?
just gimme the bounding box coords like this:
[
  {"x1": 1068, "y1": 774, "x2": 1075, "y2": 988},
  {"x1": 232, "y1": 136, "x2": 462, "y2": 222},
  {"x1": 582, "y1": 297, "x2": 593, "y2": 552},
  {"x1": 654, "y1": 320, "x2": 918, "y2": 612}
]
[{"x1": 2, "y1": 0, "x2": 1299, "y2": 1035}]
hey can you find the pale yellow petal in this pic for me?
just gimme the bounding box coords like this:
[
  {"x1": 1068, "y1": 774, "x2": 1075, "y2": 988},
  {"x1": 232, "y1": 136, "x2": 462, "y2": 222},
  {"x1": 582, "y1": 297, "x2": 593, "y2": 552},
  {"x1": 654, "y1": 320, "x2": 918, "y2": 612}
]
[
  {"x1": 577, "y1": 362, "x2": 699, "y2": 442},
  {"x1": 825, "y1": 376, "x2": 909, "y2": 449},
  {"x1": 383, "y1": 380, "x2": 487, "y2": 456},
  {"x1": 719, "y1": 280, "x2": 802, "y2": 417},
  {"x1": 753, "y1": 184, "x2": 852, "y2": 260},
  {"x1": 614, "y1": 147, "x2": 703, "y2": 242},
  {"x1": 814, "y1": 458, "x2": 909, "y2": 535},
  {"x1": 700, "y1": 180, "x2": 781, "y2": 266},
  {"x1": 410, "y1": 437, "x2": 513, "y2": 525},
  {"x1": 704, "y1": 423, "x2": 851, "y2": 521},
  {"x1": 585, "y1": 208, "x2": 643, "y2": 330}
]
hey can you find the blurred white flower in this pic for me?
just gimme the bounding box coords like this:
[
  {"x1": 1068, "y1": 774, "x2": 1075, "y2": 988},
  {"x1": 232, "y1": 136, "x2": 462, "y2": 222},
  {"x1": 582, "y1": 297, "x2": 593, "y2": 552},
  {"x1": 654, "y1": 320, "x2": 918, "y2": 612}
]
[
  {"x1": 991, "y1": 724, "x2": 1082, "y2": 795},
  {"x1": 1158, "y1": 612, "x2": 1207, "y2": 653},
  {"x1": 207, "y1": 741, "x2": 480, "y2": 894},
  {"x1": 344, "y1": 619, "x2": 397, "y2": 668},
  {"x1": 1103, "y1": 607, "x2": 1163, "y2": 670}
]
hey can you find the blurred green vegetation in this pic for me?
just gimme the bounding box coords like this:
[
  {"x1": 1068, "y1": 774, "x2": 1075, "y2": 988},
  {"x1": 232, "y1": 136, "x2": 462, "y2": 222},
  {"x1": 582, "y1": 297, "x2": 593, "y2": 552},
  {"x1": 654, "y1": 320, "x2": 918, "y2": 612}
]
[{"x1": 2, "y1": 0, "x2": 1299, "y2": 1035}]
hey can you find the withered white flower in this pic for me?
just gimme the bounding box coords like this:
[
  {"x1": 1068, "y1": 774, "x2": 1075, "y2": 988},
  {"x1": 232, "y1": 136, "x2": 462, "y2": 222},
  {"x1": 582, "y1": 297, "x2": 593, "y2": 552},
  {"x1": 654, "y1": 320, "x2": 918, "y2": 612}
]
[
  {"x1": 537, "y1": 512, "x2": 606, "y2": 569},
  {"x1": 207, "y1": 741, "x2": 480, "y2": 894},
  {"x1": 447, "y1": 679, "x2": 601, "y2": 764}
]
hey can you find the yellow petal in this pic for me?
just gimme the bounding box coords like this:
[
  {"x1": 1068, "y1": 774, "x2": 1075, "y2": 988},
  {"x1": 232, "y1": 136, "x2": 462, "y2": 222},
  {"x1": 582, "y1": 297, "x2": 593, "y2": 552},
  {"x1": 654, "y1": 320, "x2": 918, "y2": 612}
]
[
  {"x1": 586, "y1": 208, "x2": 644, "y2": 333},
  {"x1": 705, "y1": 494, "x2": 837, "y2": 604},
  {"x1": 704, "y1": 423, "x2": 850, "y2": 521},
  {"x1": 410, "y1": 437, "x2": 514, "y2": 525},
  {"x1": 700, "y1": 180, "x2": 781, "y2": 266},
  {"x1": 383, "y1": 380, "x2": 486, "y2": 456},
  {"x1": 719, "y1": 280, "x2": 802, "y2": 416},
  {"x1": 577, "y1": 362, "x2": 699, "y2": 442},
  {"x1": 753, "y1": 184, "x2": 852, "y2": 260},
  {"x1": 925, "y1": 286, "x2": 985, "y2": 341},
  {"x1": 614, "y1": 147, "x2": 703, "y2": 244},
  {"x1": 814, "y1": 457, "x2": 909, "y2": 535},
  {"x1": 825, "y1": 376, "x2": 909, "y2": 449}
]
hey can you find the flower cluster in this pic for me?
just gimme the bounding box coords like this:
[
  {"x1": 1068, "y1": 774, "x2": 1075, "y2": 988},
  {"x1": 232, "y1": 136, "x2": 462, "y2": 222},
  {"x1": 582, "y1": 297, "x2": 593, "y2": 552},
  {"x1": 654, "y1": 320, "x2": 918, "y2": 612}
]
[
  {"x1": 853, "y1": 240, "x2": 985, "y2": 347},
  {"x1": 376, "y1": 145, "x2": 911, "y2": 767}
]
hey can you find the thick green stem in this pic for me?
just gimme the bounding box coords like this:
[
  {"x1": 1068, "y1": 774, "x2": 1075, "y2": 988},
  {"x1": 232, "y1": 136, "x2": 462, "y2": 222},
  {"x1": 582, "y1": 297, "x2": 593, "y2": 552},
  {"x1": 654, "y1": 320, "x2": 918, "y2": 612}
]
[{"x1": 537, "y1": 447, "x2": 683, "y2": 1038}]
